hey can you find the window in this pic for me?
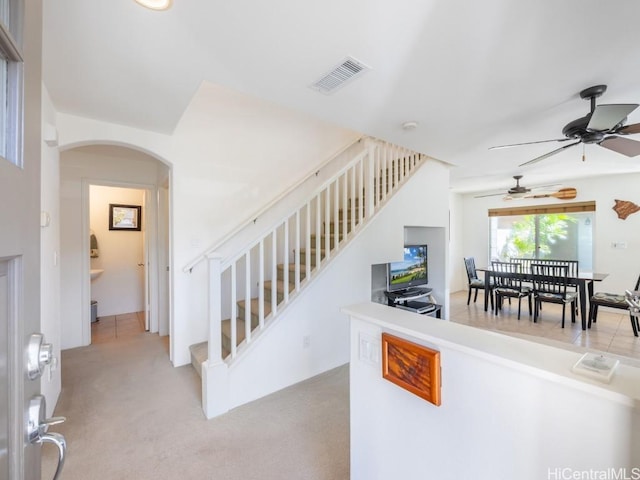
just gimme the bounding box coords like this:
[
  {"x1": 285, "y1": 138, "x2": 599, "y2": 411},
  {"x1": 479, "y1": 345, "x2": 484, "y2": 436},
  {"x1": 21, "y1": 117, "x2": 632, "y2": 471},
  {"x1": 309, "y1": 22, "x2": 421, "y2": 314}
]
[
  {"x1": 0, "y1": 0, "x2": 23, "y2": 166},
  {"x1": 488, "y1": 202, "x2": 595, "y2": 272}
]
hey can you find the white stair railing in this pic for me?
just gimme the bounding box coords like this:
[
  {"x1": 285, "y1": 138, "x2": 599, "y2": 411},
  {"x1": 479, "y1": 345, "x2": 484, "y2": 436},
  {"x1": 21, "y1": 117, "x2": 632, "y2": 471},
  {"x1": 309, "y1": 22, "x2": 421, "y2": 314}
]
[{"x1": 206, "y1": 138, "x2": 427, "y2": 366}]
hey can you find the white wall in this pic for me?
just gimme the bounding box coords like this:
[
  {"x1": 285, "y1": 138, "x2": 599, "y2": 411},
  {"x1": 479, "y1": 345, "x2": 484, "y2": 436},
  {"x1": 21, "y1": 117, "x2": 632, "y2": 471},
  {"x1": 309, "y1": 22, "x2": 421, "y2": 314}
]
[
  {"x1": 347, "y1": 305, "x2": 640, "y2": 480},
  {"x1": 448, "y1": 191, "x2": 464, "y2": 292},
  {"x1": 54, "y1": 85, "x2": 361, "y2": 365},
  {"x1": 226, "y1": 160, "x2": 450, "y2": 409},
  {"x1": 89, "y1": 185, "x2": 145, "y2": 317},
  {"x1": 451, "y1": 173, "x2": 640, "y2": 295},
  {"x1": 170, "y1": 82, "x2": 362, "y2": 366}
]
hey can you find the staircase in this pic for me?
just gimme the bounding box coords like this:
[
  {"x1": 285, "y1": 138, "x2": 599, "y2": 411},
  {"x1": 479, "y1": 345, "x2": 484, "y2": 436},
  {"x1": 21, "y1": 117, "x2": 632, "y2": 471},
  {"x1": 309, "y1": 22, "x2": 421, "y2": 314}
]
[
  {"x1": 189, "y1": 204, "x2": 356, "y2": 368},
  {"x1": 186, "y1": 137, "x2": 429, "y2": 417}
]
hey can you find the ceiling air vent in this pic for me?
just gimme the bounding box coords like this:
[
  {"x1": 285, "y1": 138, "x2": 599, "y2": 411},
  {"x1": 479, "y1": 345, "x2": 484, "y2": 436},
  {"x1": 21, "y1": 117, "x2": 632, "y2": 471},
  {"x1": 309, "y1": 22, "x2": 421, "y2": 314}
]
[{"x1": 310, "y1": 56, "x2": 371, "y2": 95}]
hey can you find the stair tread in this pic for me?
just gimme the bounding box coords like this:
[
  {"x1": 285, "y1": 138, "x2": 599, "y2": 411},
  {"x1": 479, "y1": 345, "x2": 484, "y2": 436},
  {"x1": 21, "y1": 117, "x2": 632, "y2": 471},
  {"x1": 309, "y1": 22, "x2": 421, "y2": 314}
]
[
  {"x1": 189, "y1": 341, "x2": 208, "y2": 364},
  {"x1": 277, "y1": 263, "x2": 308, "y2": 272},
  {"x1": 221, "y1": 318, "x2": 247, "y2": 344},
  {"x1": 237, "y1": 297, "x2": 273, "y2": 317}
]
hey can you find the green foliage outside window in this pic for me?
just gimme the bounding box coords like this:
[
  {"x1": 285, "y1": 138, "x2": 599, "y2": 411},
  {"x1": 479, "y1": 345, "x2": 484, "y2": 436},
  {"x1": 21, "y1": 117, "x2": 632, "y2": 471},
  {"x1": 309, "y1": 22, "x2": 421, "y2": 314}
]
[{"x1": 500, "y1": 214, "x2": 577, "y2": 259}]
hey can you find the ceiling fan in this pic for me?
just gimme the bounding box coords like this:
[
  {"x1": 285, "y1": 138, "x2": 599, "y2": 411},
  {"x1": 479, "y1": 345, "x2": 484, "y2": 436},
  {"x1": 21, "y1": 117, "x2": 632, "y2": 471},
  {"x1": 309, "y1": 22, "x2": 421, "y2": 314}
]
[
  {"x1": 475, "y1": 175, "x2": 576, "y2": 200},
  {"x1": 490, "y1": 85, "x2": 640, "y2": 167}
]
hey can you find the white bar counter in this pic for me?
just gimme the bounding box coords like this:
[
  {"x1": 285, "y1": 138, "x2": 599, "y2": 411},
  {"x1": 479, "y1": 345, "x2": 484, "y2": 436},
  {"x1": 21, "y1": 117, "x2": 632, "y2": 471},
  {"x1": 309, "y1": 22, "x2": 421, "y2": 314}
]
[{"x1": 343, "y1": 302, "x2": 640, "y2": 480}]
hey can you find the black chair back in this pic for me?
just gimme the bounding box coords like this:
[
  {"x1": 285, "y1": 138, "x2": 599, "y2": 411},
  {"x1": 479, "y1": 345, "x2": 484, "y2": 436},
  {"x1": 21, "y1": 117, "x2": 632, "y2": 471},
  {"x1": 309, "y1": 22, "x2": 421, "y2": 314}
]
[
  {"x1": 530, "y1": 263, "x2": 569, "y2": 297},
  {"x1": 491, "y1": 261, "x2": 522, "y2": 291},
  {"x1": 512, "y1": 258, "x2": 578, "y2": 277},
  {"x1": 464, "y1": 257, "x2": 478, "y2": 283}
]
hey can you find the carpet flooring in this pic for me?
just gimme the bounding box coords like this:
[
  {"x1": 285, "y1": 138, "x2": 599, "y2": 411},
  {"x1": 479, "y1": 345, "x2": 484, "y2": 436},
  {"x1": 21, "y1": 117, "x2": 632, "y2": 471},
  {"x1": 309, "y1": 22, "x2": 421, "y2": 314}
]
[{"x1": 41, "y1": 332, "x2": 349, "y2": 480}]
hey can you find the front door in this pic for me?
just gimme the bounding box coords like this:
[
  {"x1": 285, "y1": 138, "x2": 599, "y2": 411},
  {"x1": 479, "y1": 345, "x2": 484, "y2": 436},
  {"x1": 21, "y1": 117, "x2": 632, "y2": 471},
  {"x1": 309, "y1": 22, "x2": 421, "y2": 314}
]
[{"x1": 0, "y1": 1, "x2": 47, "y2": 479}]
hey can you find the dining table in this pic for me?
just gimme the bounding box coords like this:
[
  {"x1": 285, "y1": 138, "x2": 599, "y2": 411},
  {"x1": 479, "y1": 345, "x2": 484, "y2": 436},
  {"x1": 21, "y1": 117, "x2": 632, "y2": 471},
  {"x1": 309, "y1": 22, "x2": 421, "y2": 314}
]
[{"x1": 476, "y1": 267, "x2": 609, "y2": 331}]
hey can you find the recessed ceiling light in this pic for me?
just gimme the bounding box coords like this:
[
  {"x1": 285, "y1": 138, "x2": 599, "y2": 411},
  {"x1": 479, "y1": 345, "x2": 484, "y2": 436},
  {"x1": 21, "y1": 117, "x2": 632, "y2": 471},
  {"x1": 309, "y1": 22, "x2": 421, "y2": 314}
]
[{"x1": 134, "y1": 0, "x2": 172, "y2": 11}]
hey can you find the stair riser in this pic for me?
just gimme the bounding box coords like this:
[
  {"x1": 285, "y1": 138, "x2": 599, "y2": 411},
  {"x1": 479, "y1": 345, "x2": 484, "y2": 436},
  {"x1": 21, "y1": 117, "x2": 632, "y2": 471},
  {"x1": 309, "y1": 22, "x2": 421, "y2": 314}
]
[
  {"x1": 221, "y1": 335, "x2": 232, "y2": 356},
  {"x1": 264, "y1": 288, "x2": 286, "y2": 304},
  {"x1": 234, "y1": 296, "x2": 278, "y2": 342},
  {"x1": 300, "y1": 250, "x2": 325, "y2": 267},
  {"x1": 237, "y1": 306, "x2": 261, "y2": 328},
  {"x1": 277, "y1": 266, "x2": 307, "y2": 283},
  {"x1": 338, "y1": 209, "x2": 364, "y2": 221}
]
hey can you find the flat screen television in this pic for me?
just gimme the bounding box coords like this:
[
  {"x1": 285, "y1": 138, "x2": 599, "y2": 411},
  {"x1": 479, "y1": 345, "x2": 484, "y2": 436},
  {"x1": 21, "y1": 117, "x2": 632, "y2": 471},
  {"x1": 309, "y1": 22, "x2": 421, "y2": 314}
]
[{"x1": 386, "y1": 245, "x2": 428, "y2": 293}]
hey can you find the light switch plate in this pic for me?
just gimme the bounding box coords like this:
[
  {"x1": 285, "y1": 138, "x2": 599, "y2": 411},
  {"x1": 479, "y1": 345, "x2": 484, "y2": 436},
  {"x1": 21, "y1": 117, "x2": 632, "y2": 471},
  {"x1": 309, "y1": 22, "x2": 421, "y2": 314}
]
[{"x1": 358, "y1": 331, "x2": 380, "y2": 367}]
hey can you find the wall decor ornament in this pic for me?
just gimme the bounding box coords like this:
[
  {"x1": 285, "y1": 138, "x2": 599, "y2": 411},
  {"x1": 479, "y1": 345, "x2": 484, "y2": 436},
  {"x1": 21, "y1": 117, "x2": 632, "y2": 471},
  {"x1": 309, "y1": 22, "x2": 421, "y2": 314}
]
[
  {"x1": 109, "y1": 204, "x2": 142, "y2": 231},
  {"x1": 612, "y1": 199, "x2": 640, "y2": 220},
  {"x1": 381, "y1": 333, "x2": 441, "y2": 406}
]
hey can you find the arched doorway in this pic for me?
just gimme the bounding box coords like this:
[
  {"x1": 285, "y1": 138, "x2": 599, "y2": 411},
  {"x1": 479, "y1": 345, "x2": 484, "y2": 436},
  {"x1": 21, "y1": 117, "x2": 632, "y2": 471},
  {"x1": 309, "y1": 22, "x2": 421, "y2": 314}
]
[{"x1": 59, "y1": 144, "x2": 171, "y2": 357}]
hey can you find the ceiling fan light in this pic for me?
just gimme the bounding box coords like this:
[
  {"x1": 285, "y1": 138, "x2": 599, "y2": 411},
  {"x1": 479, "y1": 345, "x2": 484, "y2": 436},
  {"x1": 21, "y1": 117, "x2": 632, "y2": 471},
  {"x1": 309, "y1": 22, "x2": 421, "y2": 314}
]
[{"x1": 134, "y1": 0, "x2": 172, "y2": 11}]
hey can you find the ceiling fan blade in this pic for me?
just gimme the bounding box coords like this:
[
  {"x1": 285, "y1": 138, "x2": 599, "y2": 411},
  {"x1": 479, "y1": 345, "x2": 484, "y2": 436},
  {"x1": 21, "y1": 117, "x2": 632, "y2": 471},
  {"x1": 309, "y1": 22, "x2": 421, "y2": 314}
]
[
  {"x1": 489, "y1": 138, "x2": 572, "y2": 150},
  {"x1": 599, "y1": 136, "x2": 640, "y2": 157},
  {"x1": 587, "y1": 104, "x2": 638, "y2": 131},
  {"x1": 519, "y1": 141, "x2": 581, "y2": 167},
  {"x1": 474, "y1": 192, "x2": 508, "y2": 198},
  {"x1": 617, "y1": 122, "x2": 640, "y2": 135},
  {"x1": 530, "y1": 183, "x2": 562, "y2": 190}
]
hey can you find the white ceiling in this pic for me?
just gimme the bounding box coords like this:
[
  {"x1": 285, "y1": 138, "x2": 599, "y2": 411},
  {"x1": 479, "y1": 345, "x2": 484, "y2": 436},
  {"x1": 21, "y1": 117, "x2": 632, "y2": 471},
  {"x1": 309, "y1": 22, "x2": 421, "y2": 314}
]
[{"x1": 42, "y1": 0, "x2": 640, "y2": 194}]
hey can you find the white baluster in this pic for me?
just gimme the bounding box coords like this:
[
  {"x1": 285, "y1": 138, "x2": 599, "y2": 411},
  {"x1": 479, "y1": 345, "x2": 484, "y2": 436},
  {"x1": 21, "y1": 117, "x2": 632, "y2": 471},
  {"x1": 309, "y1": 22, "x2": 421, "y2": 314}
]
[
  {"x1": 325, "y1": 186, "x2": 331, "y2": 259},
  {"x1": 295, "y1": 210, "x2": 301, "y2": 291},
  {"x1": 258, "y1": 239, "x2": 264, "y2": 328},
  {"x1": 315, "y1": 194, "x2": 321, "y2": 267},
  {"x1": 245, "y1": 250, "x2": 251, "y2": 343},
  {"x1": 230, "y1": 263, "x2": 237, "y2": 358},
  {"x1": 283, "y1": 219, "x2": 289, "y2": 304},
  {"x1": 271, "y1": 229, "x2": 277, "y2": 316},
  {"x1": 306, "y1": 201, "x2": 311, "y2": 279},
  {"x1": 366, "y1": 140, "x2": 376, "y2": 218}
]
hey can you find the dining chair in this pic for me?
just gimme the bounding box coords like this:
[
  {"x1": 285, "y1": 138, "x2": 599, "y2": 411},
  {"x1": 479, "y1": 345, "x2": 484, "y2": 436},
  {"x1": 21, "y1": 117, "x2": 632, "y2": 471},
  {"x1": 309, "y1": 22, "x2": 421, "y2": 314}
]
[
  {"x1": 464, "y1": 257, "x2": 494, "y2": 310},
  {"x1": 513, "y1": 258, "x2": 580, "y2": 314},
  {"x1": 530, "y1": 263, "x2": 578, "y2": 328},
  {"x1": 491, "y1": 261, "x2": 532, "y2": 319},
  {"x1": 589, "y1": 274, "x2": 640, "y2": 333},
  {"x1": 626, "y1": 290, "x2": 640, "y2": 337}
]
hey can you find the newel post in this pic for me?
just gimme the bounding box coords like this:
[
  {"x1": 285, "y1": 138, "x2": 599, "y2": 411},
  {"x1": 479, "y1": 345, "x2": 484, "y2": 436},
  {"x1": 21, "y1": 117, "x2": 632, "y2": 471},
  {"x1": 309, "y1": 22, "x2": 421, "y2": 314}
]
[{"x1": 201, "y1": 252, "x2": 229, "y2": 419}]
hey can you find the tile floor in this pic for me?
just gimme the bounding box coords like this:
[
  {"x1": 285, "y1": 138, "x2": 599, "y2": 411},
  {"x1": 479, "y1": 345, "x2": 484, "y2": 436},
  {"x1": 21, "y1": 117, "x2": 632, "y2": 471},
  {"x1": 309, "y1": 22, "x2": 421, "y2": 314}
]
[
  {"x1": 449, "y1": 290, "x2": 640, "y2": 363},
  {"x1": 91, "y1": 311, "x2": 146, "y2": 343},
  {"x1": 90, "y1": 295, "x2": 640, "y2": 364}
]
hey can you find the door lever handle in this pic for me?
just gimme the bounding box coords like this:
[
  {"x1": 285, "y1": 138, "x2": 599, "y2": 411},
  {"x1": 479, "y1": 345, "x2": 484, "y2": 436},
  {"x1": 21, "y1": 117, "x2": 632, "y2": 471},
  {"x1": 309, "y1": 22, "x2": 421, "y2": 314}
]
[
  {"x1": 137, "y1": 263, "x2": 145, "y2": 266},
  {"x1": 28, "y1": 395, "x2": 67, "y2": 480},
  {"x1": 41, "y1": 432, "x2": 66, "y2": 480}
]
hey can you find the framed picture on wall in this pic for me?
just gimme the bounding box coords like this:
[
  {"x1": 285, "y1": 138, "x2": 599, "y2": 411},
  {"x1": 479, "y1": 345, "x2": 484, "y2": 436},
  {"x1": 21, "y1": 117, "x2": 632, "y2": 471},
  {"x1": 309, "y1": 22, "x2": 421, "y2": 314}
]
[{"x1": 109, "y1": 204, "x2": 142, "y2": 231}]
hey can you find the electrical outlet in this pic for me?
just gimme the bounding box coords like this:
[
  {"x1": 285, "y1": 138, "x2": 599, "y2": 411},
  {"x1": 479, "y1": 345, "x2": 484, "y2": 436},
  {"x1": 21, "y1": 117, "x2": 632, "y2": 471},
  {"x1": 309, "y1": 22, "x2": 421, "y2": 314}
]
[{"x1": 303, "y1": 335, "x2": 311, "y2": 348}]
